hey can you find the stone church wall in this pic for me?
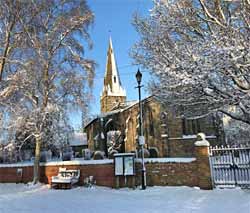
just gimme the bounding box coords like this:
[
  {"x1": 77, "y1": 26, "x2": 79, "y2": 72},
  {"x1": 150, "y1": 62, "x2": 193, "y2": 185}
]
[
  {"x1": 85, "y1": 97, "x2": 223, "y2": 158},
  {"x1": 101, "y1": 95, "x2": 126, "y2": 113}
]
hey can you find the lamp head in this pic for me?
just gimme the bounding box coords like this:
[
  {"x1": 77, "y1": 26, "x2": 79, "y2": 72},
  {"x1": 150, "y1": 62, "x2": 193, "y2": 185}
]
[{"x1": 136, "y1": 69, "x2": 142, "y2": 84}]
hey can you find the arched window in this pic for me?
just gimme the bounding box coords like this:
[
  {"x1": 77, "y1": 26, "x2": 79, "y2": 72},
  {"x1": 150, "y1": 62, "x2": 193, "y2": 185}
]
[
  {"x1": 114, "y1": 76, "x2": 116, "y2": 83},
  {"x1": 182, "y1": 117, "x2": 201, "y2": 135}
]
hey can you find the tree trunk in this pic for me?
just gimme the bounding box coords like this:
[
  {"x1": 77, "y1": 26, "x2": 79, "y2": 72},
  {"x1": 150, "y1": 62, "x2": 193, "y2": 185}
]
[{"x1": 33, "y1": 134, "x2": 41, "y2": 184}]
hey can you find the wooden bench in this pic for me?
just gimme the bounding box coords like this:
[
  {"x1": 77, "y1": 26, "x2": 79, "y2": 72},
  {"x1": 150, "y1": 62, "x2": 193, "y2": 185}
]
[{"x1": 51, "y1": 168, "x2": 80, "y2": 189}]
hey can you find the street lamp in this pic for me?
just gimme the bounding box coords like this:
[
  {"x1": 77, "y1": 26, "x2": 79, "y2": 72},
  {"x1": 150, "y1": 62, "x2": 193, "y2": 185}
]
[{"x1": 135, "y1": 68, "x2": 146, "y2": 190}]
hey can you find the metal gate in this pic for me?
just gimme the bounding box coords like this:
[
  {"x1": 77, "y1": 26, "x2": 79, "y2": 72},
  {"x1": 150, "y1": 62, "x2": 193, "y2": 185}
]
[{"x1": 209, "y1": 146, "x2": 250, "y2": 188}]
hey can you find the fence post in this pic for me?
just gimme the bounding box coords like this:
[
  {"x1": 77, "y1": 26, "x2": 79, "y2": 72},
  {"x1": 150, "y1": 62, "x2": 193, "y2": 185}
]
[{"x1": 195, "y1": 133, "x2": 213, "y2": 190}]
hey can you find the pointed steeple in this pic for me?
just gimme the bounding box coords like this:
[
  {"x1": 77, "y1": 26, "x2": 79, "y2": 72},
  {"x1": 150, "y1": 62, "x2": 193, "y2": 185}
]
[
  {"x1": 103, "y1": 37, "x2": 125, "y2": 95},
  {"x1": 100, "y1": 37, "x2": 126, "y2": 113},
  {"x1": 108, "y1": 36, "x2": 113, "y2": 51}
]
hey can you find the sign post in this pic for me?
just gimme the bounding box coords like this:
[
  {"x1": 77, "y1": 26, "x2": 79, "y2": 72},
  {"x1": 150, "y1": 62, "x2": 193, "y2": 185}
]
[{"x1": 114, "y1": 153, "x2": 135, "y2": 188}]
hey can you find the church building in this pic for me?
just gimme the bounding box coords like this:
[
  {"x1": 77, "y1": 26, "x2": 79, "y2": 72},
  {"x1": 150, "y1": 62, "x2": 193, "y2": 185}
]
[{"x1": 84, "y1": 38, "x2": 224, "y2": 158}]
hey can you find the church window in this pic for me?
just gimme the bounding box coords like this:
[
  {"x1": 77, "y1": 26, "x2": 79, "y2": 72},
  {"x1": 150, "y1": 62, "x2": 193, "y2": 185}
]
[
  {"x1": 149, "y1": 111, "x2": 155, "y2": 136},
  {"x1": 149, "y1": 123, "x2": 155, "y2": 136},
  {"x1": 182, "y1": 117, "x2": 201, "y2": 135},
  {"x1": 114, "y1": 76, "x2": 116, "y2": 83}
]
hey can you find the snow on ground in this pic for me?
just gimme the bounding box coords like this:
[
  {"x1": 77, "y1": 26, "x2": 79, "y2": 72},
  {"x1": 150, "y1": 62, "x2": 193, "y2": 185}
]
[{"x1": 0, "y1": 184, "x2": 249, "y2": 213}]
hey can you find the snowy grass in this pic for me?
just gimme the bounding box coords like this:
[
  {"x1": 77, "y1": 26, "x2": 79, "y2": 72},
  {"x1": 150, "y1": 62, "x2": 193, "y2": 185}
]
[{"x1": 0, "y1": 183, "x2": 249, "y2": 213}]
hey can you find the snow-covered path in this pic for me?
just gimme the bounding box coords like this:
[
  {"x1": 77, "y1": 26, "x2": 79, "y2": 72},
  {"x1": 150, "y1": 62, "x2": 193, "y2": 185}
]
[{"x1": 0, "y1": 184, "x2": 249, "y2": 213}]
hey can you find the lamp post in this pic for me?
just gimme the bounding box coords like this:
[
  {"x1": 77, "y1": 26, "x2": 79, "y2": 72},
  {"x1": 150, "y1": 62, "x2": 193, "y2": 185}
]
[{"x1": 135, "y1": 69, "x2": 146, "y2": 190}]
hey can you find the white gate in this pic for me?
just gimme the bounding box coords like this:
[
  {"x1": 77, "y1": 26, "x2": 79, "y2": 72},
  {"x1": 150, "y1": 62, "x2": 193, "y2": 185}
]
[{"x1": 209, "y1": 146, "x2": 250, "y2": 188}]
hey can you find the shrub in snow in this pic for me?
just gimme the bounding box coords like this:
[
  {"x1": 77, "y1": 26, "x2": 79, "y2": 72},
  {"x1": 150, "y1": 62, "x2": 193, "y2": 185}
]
[
  {"x1": 108, "y1": 149, "x2": 118, "y2": 159},
  {"x1": 82, "y1": 149, "x2": 92, "y2": 160},
  {"x1": 84, "y1": 176, "x2": 96, "y2": 187},
  {"x1": 93, "y1": 151, "x2": 105, "y2": 160}
]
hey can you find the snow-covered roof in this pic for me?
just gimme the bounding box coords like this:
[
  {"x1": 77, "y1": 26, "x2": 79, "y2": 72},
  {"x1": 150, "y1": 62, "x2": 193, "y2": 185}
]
[
  {"x1": 84, "y1": 96, "x2": 154, "y2": 128},
  {"x1": 70, "y1": 132, "x2": 87, "y2": 146}
]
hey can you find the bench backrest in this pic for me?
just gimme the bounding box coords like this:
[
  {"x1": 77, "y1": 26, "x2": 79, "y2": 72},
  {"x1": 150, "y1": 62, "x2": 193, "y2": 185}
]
[{"x1": 58, "y1": 169, "x2": 80, "y2": 178}]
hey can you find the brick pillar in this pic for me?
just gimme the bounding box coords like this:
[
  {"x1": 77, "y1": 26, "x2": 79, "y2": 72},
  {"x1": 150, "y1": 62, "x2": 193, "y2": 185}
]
[{"x1": 195, "y1": 133, "x2": 212, "y2": 190}]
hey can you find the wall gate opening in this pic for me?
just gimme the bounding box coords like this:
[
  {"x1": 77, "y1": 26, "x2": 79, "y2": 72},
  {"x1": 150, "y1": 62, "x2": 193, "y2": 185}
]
[{"x1": 209, "y1": 146, "x2": 250, "y2": 188}]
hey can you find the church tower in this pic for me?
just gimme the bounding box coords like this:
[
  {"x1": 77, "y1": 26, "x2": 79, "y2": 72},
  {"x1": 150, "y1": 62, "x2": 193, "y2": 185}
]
[{"x1": 100, "y1": 38, "x2": 126, "y2": 113}]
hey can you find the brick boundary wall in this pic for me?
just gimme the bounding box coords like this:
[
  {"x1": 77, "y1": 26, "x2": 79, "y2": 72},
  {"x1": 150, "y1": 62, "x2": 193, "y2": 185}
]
[
  {"x1": 0, "y1": 161, "x2": 115, "y2": 187},
  {"x1": 41, "y1": 164, "x2": 115, "y2": 187},
  {"x1": 0, "y1": 145, "x2": 212, "y2": 189},
  {"x1": 135, "y1": 160, "x2": 198, "y2": 187}
]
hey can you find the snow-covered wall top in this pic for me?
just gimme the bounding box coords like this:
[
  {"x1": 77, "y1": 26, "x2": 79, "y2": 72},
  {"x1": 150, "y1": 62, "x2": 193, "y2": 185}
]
[
  {"x1": 0, "y1": 158, "x2": 197, "y2": 168},
  {"x1": 136, "y1": 158, "x2": 196, "y2": 163},
  {"x1": 0, "y1": 162, "x2": 34, "y2": 168},
  {"x1": 0, "y1": 159, "x2": 114, "y2": 168}
]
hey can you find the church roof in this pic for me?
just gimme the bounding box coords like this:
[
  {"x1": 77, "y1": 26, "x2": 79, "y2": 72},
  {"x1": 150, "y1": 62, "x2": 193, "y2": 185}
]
[{"x1": 85, "y1": 96, "x2": 154, "y2": 128}]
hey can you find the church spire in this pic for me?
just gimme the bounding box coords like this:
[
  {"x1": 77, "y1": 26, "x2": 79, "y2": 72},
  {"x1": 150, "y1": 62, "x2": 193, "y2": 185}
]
[
  {"x1": 103, "y1": 37, "x2": 124, "y2": 93},
  {"x1": 108, "y1": 36, "x2": 113, "y2": 51},
  {"x1": 100, "y1": 37, "x2": 126, "y2": 113}
]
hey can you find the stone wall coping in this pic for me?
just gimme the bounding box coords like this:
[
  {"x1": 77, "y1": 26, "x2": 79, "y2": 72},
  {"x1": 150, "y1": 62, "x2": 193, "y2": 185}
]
[
  {"x1": 0, "y1": 162, "x2": 34, "y2": 168},
  {"x1": 0, "y1": 157, "x2": 198, "y2": 168},
  {"x1": 169, "y1": 135, "x2": 216, "y2": 140},
  {"x1": 136, "y1": 157, "x2": 196, "y2": 163},
  {"x1": 0, "y1": 159, "x2": 114, "y2": 168},
  {"x1": 43, "y1": 159, "x2": 114, "y2": 166},
  {"x1": 114, "y1": 153, "x2": 135, "y2": 157}
]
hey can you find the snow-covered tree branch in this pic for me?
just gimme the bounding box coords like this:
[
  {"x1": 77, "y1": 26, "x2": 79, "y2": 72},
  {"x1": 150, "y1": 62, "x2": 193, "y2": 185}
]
[{"x1": 131, "y1": 0, "x2": 250, "y2": 125}]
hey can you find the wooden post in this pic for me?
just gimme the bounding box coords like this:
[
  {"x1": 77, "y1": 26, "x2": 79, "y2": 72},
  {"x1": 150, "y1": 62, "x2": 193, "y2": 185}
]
[
  {"x1": 115, "y1": 176, "x2": 120, "y2": 189},
  {"x1": 132, "y1": 176, "x2": 136, "y2": 189}
]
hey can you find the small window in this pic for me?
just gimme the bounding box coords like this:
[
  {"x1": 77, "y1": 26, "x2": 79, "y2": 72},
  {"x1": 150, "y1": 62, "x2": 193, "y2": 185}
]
[
  {"x1": 149, "y1": 111, "x2": 155, "y2": 136},
  {"x1": 182, "y1": 117, "x2": 201, "y2": 135},
  {"x1": 149, "y1": 123, "x2": 155, "y2": 137},
  {"x1": 114, "y1": 76, "x2": 116, "y2": 83}
]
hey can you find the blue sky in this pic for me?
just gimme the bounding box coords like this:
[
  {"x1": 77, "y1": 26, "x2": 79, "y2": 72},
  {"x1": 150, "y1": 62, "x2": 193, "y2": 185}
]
[{"x1": 70, "y1": 0, "x2": 153, "y2": 130}]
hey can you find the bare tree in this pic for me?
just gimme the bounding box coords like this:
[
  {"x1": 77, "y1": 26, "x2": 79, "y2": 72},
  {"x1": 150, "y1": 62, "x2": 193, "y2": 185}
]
[
  {"x1": 0, "y1": 0, "x2": 33, "y2": 151},
  {"x1": 0, "y1": 0, "x2": 23, "y2": 81},
  {"x1": 0, "y1": 0, "x2": 95, "y2": 183},
  {"x1": 132, "y1": 0, "x2": 250, "y2": 125}
]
